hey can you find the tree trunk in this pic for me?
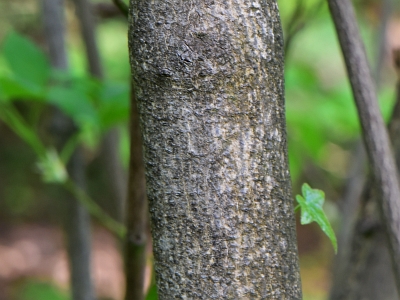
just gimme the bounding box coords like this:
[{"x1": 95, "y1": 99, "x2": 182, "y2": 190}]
[{"x1": 128, "y1": 0, "x2": 302, "y2": 298}]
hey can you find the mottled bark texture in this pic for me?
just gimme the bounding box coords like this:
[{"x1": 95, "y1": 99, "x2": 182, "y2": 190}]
[
  {"x1": 42, "y1": 1, "x2": 95, "y2": 299},
  {"x1": 128, "y1": 1, "x2": 302, "y2": 298}
]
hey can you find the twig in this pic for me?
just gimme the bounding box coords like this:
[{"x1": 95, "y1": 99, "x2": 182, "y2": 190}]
[
  {"x1": 327, "y1": 0, "x2": 400, "y2": 293},
  {"x1": 112, "y1": 0, "x2": 128, "y2": 18}
]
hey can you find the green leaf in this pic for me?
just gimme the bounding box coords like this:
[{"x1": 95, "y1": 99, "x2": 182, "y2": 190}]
[
  {"x1": 98, "y1": 82, "x2": 129, "y2": 129},
  {"x1": 1, "y1": 32, "x2": 50, "y2": 90},
  {"x1": 0, "y1": 76, "x2": 45, "y2": 101},
  {"x1": 46, "y1": 86, "x2": 98, "y2": 126},
  {"x1": 295, "y1": 183, "x2": 337, "y2": 253}
]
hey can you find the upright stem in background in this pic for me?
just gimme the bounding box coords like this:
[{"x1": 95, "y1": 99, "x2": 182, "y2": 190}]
[
  {"x1": 42, "y1": 0, "x2": 94, "y2": 299},
  {"x1": 329, "y1": 53, "x2": 400, "y2": 300},
  {"x1": 329, "y1": 2, "x2": 396, "y2": 298},
  {"x1": 284, "y1": 0, "x2": 324, "y2": 57},
  {"x1": 124, "y1": 83, "x2": 148, "y2": 300},
  {"x1": 374, "y1": 0, "x2": 394, "y2": 85},
  {"x1": 71, "y1": 0, "x2": 127, "y2": 222},
  {"x1": 72, "y1": 0, "x2": 149, "y2": 296},
  {"x1": 71, "y1": 0, "x2": 103, "y2": 78},
  {"x1": 328, "y1": 0, "x2": 400, "y2": 293}
]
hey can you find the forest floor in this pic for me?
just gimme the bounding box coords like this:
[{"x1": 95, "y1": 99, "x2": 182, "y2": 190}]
[
  {"x1": 0, "y1": 223, "x2": 152, "y2": 300},
  {"x1": 0, "y1": 222, "x2": 330, "y2": 300}
]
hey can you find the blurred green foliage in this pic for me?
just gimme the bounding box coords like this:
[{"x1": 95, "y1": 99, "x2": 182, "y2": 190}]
[
  {"x1": 279, "y1": 0, "x2": 396, "y2": 183},
  {"x1": 13, "y1": 280, "x2": 70, "y2": 300},
  {"x1": 0, "y1": 0, "x2": 399, "y2": 299},
  {"x1": 0, "y1": 31, "x2": 128, "y2": 236},
  {"x1": 145, "y1": 284, "x2": 158, "y2": 300},
  {"x1": 0, "y1": 31, "x2": 129, "y2": 149}
]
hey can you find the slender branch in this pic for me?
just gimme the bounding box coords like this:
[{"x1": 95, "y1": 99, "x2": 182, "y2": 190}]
[
  {"x1": 112, "y1": 0, "x2": 128, "y2": 18},
  {"x1": 328, "y1": 0, "x2": 400, "y2": 293}
]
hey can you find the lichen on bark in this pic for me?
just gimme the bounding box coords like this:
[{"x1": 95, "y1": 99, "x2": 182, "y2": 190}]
[{"x1": 128, "y1": 0, "x2": 302, "y2": 298}]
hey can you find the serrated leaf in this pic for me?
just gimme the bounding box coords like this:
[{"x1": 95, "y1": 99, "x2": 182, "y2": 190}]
[
  {"x1": 296, "y1": 183, "x2": 337, "y2": 253},
  {"x1": 1, "y1": 32, "x2": 50, "y2": 90}
]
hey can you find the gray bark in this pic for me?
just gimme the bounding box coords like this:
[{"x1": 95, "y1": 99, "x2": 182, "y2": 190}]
[
  {"x1": 128, "y1": 0, "x2": 302, "y2": 299},
  {"x1": 42, "y1": 1, "x2": 94, "y2": 299}
]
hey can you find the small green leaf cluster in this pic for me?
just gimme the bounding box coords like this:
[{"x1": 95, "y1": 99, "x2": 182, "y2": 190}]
[{"x1": 295, "y1": 183, "x2": 337, "y2": 253}]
